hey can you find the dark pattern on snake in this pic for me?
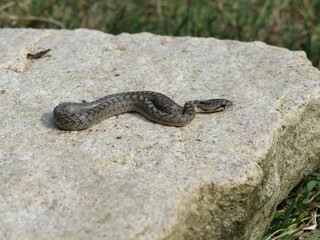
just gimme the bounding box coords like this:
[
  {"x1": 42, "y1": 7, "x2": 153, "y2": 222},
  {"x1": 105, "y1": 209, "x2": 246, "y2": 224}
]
[{"x1": 53, "y1": 91, "x2": 233, "y2": 131}]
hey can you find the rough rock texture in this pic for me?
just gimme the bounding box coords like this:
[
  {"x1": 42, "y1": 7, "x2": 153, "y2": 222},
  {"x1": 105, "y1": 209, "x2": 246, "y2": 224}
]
[{"x1": 0, "y1": 29, "x2": 319, "y2": 240}]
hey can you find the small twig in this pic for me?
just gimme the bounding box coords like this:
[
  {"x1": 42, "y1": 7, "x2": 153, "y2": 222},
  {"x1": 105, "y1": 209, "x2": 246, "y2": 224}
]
[
  {"x1": 27, "y1": 49, "x2": 51, "y2": 59},
  {"x1": 4, "y1": 14, "x2": 65, "y2": 28}
]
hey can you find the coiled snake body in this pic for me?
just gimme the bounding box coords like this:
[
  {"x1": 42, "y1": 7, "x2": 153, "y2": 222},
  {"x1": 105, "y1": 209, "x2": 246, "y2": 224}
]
[{"x1": 53, "y1": 91, "x2": 233, "y2": 131}]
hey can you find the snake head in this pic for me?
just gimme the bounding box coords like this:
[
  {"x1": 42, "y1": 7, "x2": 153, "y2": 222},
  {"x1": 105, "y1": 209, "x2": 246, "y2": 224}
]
[{"x1": 193, "y1": 99, "x2": 233, "y2": 113}]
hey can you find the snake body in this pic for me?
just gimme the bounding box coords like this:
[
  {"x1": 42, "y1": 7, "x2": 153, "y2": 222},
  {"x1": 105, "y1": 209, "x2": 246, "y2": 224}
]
[{"x1": 53, "y1": 91, "x2": 233, "y2": 131}]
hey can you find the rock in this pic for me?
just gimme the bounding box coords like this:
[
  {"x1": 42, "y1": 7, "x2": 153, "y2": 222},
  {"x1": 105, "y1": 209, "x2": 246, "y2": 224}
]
[{"x1": 0, "y1": 29, "x2": 319, "y2": 240}]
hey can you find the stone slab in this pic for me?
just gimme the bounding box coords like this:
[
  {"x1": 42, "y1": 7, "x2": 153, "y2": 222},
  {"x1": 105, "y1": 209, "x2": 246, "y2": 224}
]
[{"x1": 0, "y1": 29, "x2": 319, "y2": 240}]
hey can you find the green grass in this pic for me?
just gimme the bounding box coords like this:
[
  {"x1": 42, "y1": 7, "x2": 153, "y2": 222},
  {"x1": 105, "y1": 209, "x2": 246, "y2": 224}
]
[
  {"x1": 262, "y1": 170, "x2": 320, "y2": 240},
  {"x1": 1, "y1": 0, "x2": 319, "y2": 238},
  {"x1": 1, "y1": 0, "x2": 320, "y2": 67}
]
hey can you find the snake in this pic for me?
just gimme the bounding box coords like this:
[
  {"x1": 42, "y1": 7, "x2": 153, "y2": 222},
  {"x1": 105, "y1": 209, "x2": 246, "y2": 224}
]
[{"x1": 53, "y1": 91, "x2": 233, "y2": 131}]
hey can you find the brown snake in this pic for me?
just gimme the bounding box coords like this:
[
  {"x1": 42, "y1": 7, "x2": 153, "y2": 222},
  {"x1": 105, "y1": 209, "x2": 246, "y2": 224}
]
[{"x1": 53, "y1": 91, "x2": 233, "y2": 131}]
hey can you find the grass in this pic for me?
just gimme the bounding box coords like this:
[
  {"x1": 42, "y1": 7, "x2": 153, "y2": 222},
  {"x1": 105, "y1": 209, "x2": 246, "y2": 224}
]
[
  {"x1": 1, "y1": 0, "x2": 319, "y2": 238},
  {"x1": 262, "y1": 170, "x2": 320, "y2": 240},
  {"x1": 1, "y1": 0, "x2": 320, "y2": 67}
]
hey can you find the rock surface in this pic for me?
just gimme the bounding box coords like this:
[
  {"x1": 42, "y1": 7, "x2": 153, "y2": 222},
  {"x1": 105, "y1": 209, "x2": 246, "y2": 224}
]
[{"x1": 0, "y1": 29, "x2": 319, "y2": 240}]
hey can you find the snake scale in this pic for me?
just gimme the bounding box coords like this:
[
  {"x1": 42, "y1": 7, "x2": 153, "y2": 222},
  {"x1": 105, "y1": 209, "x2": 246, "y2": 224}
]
[{"x1": 53, "y1": 91, "x2": 233, "y2": 131}]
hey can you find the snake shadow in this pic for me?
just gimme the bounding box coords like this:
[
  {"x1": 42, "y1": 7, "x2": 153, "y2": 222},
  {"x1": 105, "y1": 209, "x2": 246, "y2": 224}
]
[{"x1": 41, "y1": 111, "x2": 59, "y2": 130}]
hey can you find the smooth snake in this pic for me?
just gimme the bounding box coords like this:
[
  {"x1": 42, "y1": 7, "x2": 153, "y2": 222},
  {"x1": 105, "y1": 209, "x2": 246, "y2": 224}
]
[{"x1": 53, "y1": 91, "x2": 233, "y2": 131}]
